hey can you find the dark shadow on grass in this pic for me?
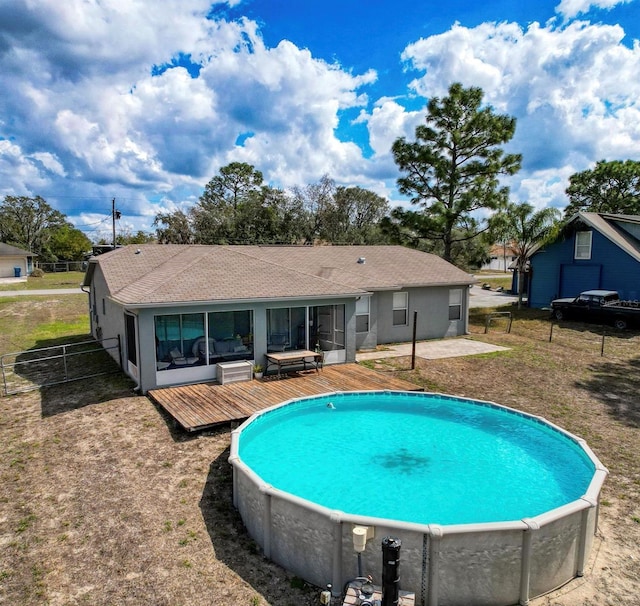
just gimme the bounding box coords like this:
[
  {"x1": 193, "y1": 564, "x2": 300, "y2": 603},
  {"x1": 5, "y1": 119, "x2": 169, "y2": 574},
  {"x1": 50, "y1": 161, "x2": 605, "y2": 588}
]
[
  {"x1": 575, "y1": 356, "x2": 640, "y2": 428},
  {"x1": 146, "y1": 398, "x2": 234, "y2": 444},
  {"x1": 198, "y1": 449, "x2": 317, "y2": 606},
  {"x1": 39, "y1": 373, "x2": 136, "y2": 417},
  {"x1": 550, "y1": 321, "x2": 640, "y2": 339}
]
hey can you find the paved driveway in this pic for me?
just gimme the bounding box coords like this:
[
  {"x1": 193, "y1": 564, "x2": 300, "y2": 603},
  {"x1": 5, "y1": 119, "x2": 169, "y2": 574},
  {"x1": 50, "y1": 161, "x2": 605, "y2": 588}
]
[{"x1": 469, "y1": 287, "x2": 519, "y2": 308}]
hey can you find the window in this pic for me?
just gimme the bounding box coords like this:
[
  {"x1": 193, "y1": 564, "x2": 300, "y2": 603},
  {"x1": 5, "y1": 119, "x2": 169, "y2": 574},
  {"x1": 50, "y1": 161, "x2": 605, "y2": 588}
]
[
  {"x1": 267, "y1": 307, "x2": 306, "y2": 351},
  {"x1": 267, "y1": 308, "x2": 292, "y2": 352},
  {"x1": 449, "y1": 289, "x2": 462, "y2": 321},
  {"x1": 154, "y1": 310, "x2": 253, "y2": 371},
  {"x1": 125, "y1": 313, "x2": 137, "y2": 366},
  {"x1": 154, "y1": 313, "x2": 204, "y2": 370},
  {"x1": 392, "y1": 292, "x2": 408, "y2": 326},
  {"x1": 575, "y1": 231, "x2": 592, "y2": 260},
  {"x1": 356, "y1": 297, "x2": 370, "y2": 333},
  {"x1": 207, "y1": 310, "x2": 253, "y2": 359}
]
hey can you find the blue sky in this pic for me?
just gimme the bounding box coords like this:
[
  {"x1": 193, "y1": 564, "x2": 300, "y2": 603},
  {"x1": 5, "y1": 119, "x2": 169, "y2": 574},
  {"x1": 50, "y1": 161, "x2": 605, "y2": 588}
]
[{"x1": 0, "y1": 0, "x2": 639, "y2": 241}]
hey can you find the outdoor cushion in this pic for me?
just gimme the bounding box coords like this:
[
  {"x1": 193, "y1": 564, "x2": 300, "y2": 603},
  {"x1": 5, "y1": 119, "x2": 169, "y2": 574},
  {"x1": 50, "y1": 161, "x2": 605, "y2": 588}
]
[
  {"x1": 169, "y1": 347, "x2": 198, "y2": 366},
  {"x1": 193, "y1": 337, "x2": 215, "y2": 358},
  {"x1": 214, "y1": 338, "x2": 245, "y2": 354}
]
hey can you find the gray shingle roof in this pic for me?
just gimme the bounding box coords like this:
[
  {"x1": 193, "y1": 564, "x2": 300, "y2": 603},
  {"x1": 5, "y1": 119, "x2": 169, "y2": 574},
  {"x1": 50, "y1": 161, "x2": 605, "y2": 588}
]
[
  {"x1": 88, "y1": 244, "x2": 474, "y2": 305},
  {"x1": 0, "y1": 243, "x2": 36, "y2": 256}
]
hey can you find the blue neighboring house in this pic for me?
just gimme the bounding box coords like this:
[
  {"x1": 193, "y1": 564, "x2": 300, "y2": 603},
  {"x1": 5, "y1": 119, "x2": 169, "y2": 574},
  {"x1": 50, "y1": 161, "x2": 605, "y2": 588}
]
[{"x1": 529, "y1": 212, "x2": 640, "y2": 308}]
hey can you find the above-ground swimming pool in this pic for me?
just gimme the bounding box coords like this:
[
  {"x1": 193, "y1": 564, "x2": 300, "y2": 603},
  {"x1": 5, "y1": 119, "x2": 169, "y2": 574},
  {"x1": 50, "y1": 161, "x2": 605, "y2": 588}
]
[{"x1": 229, "y1": 391, "x2": 607, "y2": 606}]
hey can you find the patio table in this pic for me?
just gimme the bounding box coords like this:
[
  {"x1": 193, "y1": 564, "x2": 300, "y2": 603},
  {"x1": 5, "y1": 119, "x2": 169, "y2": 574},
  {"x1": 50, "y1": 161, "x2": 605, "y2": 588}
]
[{"x1": 264, "y1": 349, "x2": 322, "y2": 378}]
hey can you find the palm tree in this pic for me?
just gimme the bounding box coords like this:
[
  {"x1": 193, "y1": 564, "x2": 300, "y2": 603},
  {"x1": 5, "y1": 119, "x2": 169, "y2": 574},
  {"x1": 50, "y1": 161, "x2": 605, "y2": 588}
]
[{"x1": 499, "y1": 202, "x2": 560, "y2": 309}]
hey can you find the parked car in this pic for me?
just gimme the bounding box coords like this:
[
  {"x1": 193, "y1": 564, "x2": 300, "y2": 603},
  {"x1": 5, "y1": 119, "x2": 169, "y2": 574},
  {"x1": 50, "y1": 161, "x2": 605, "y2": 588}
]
[{"x1": 550, "y1": 290, "x2": 640, "y2": 329}]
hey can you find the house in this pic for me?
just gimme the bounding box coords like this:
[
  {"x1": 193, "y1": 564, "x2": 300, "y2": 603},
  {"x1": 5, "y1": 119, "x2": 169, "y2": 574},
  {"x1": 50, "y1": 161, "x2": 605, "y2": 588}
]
[
  {"x1": 528, "y1": 213, "x2": 640, "y2": 308},
  {"x1": 481, "y1": 241, "x2": 518, "y2": 272},
  {"x1": 0, "y1": 243, "x2": 36, "y2": 278},
  {"x1": 82, "y1": 244, "x2": 475, "y2": 393}
]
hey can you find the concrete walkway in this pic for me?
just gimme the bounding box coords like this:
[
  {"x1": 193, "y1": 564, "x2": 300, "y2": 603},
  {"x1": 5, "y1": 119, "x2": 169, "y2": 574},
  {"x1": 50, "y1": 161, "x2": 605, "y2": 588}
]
[{"x1": 356, "y1": 337, "x2": 510, "y2": 362}]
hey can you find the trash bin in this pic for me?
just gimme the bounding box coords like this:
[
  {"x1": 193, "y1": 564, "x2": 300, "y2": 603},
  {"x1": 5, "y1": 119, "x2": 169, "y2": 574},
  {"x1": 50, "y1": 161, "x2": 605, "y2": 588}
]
[{"x1": 14, "y1": 267, "x2": 21, "y2": 277}]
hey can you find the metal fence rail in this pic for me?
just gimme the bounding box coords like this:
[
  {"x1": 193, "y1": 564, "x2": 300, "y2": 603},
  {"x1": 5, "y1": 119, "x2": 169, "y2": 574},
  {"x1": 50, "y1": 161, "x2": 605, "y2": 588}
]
[
  {"x1": 484, "y1": 311, "x2": 513, "y2": 334},
  {"x1": 36, "y1": 261, "x2": 87, "y2": 272},
  {"x1": 1, "y1": 336, "x2": 121, "y2": 396}
]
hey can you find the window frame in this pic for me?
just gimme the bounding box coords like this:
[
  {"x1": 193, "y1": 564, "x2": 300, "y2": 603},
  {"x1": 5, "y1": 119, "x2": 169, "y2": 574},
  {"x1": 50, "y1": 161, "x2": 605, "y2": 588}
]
[
  {"x1": 355, "y1": 296, "x2": 370, "y2": 333},
  {"x1": 154, "y1": 310, "x2": 253, "y2": 371},
  {"x1": 449, "y1": 288, "x2": 463, "y2": 321},
  {"x1": 392, "y1": 291, "x2": 408, "y2": 326},
  {"x1": 574, "y1": 231, "x2": 592, "y2": 260}
]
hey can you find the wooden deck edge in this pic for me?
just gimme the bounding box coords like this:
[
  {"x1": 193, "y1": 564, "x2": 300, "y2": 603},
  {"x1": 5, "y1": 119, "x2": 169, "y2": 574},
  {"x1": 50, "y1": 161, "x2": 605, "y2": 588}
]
[{"x1": 149, "y1": 363, "x2": 422, "y2": 433}]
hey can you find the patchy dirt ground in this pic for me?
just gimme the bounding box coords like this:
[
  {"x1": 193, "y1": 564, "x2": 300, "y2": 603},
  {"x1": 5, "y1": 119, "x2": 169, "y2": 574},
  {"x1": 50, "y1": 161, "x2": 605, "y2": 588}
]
[
  {"x1": 0, "y1": 382, "x2": 319, "y2": 606},
  {"x1": 1, "y1": 308, "x2": 639, "y2": 605}
]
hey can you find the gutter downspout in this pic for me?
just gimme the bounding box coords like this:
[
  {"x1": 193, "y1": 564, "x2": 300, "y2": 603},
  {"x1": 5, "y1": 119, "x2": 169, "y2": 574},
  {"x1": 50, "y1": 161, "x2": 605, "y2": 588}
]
[{"x1": 80, "y1": 286, "x2": 94, "y2": 336}]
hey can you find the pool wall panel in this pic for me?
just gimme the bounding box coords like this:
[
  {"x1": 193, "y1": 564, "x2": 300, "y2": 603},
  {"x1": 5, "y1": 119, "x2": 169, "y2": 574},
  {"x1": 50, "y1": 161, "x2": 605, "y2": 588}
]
[
  {"x1": 234, "y1": 469, "x2": 265, "y2": 549},
  {"x1": 270, "y1": 498, "x2": 335, "y2": 589},
  {"x1": 529, "y1": 509, "x2": 587, "y2": 596},
  {"x1": 437, "y1": 529, "x2": 523, "y2": 605}
]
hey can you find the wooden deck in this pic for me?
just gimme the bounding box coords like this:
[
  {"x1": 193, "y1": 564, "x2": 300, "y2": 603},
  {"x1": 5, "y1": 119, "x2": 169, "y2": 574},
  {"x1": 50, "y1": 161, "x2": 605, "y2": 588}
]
[{"x1": 148, "y1": 363, "x2": 422, "y2": 432}]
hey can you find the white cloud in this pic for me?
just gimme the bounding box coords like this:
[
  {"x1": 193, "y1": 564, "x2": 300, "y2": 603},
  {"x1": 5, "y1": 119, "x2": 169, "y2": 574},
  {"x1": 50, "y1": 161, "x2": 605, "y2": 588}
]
[
  {"x1": 356, "y1": 98, "x2": 424, "y2": 158},
  {"x1": 0, "y1": 1, "x2": 377, "y2": 229},
  {"x1": 0, "y1": 139, "x2": 54, "y2": 194},
  {"x1": 30, "y1": 152, "x2": 66, "y2": 177},
  {"x1": 1, "y1": 0, "x2": 639, "y2": 233},
  {"x1": 394, "y1": 18, "x2": 640, "y2": 209},
  {"x1": 555, "y1": 0, "x2": 635, "y2": 19}
]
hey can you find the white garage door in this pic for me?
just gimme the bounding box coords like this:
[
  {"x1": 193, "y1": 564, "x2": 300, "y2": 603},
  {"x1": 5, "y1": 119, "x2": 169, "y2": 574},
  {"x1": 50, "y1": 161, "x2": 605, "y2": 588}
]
[{"x1": 0, "y1": 258, "x2": 23, "y2": 278}]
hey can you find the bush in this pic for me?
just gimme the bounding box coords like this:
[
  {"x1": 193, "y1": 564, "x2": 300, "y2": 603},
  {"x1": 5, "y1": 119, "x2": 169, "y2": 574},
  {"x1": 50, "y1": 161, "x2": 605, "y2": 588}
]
[{"x1": 30, "y1": 268, "x2": 45, "y2": 278}]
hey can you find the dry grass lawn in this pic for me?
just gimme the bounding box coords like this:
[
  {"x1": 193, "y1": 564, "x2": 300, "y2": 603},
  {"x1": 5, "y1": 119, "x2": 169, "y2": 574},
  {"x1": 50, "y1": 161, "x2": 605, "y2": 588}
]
[{"x1": 1, "y1": 297, "x2": 639, "y2": 605}]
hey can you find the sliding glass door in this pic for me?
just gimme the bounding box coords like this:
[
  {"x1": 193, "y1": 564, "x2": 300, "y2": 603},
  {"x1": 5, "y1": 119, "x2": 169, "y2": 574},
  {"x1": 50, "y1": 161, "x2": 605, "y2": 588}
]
[
  {"x1": 311, "y1": 305, "x2": 345, "y2": 351},
  {"x1": 267, "y1": 304, "x2": 345, "y2": 358}
]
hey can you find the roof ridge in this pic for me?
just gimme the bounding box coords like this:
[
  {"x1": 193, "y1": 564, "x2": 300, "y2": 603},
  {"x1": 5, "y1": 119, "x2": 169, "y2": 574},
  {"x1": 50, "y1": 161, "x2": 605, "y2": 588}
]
[{"x1": 224, "y1": 245, "x2": 389, "y2": 291}]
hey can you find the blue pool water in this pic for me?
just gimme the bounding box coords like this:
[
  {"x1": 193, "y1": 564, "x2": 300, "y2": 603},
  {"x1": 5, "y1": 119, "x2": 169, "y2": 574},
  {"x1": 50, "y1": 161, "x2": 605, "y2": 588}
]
[{"x1": 238, "y1": 392, "x2": 595, "y2": 525}]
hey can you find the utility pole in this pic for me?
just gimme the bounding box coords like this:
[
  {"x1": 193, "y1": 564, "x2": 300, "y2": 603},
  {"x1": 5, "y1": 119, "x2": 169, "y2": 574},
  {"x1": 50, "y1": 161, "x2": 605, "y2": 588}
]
[{"x1": 111, "y1": 198, "x2": 121, "y2": 249}]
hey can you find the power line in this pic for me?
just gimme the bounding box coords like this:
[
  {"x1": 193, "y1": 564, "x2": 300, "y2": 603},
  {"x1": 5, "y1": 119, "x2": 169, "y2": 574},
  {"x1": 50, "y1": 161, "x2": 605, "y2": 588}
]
[{"x1": 76, "y1": 215, "x2": 113, "y2": 227}]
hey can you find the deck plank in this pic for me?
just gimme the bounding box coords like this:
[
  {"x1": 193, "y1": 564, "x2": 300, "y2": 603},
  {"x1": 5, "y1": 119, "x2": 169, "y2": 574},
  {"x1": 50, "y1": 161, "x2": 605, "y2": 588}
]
[{"x1": 148, "y1": 363, "x2": 422, "y2": 431}]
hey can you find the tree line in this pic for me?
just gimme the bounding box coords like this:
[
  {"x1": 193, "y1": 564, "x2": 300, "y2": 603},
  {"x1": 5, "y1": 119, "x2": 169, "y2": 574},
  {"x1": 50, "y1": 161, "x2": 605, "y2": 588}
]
[
  {"x1": 153, "y1": 168, "x2": 391, "y2": 247},
  {"x1": 2, "y1": 83, "x2": 640, "y2": 270},
  {"x1": 0, "y1": 196, "x2": 92, "y2": 264}
]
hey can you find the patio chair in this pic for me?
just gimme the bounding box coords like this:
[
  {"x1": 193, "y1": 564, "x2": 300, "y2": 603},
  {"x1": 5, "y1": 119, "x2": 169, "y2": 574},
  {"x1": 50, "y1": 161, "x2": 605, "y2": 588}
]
[
  {"x1": 268, "y1": 333, "x2": 290, "y2": 352},
  {"x1": 169, "y1": 347, "x2": 198, "y2": 366}
]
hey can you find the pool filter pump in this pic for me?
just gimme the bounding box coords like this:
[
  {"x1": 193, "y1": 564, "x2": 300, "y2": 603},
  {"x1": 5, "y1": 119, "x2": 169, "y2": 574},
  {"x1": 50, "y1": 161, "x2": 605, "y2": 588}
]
[
  {"x1": 381, "y1": 536, "x2": 401, "y2": 606},
  {"x1": 355, "y1": 579, "x2": 376, "y2": 606}
]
